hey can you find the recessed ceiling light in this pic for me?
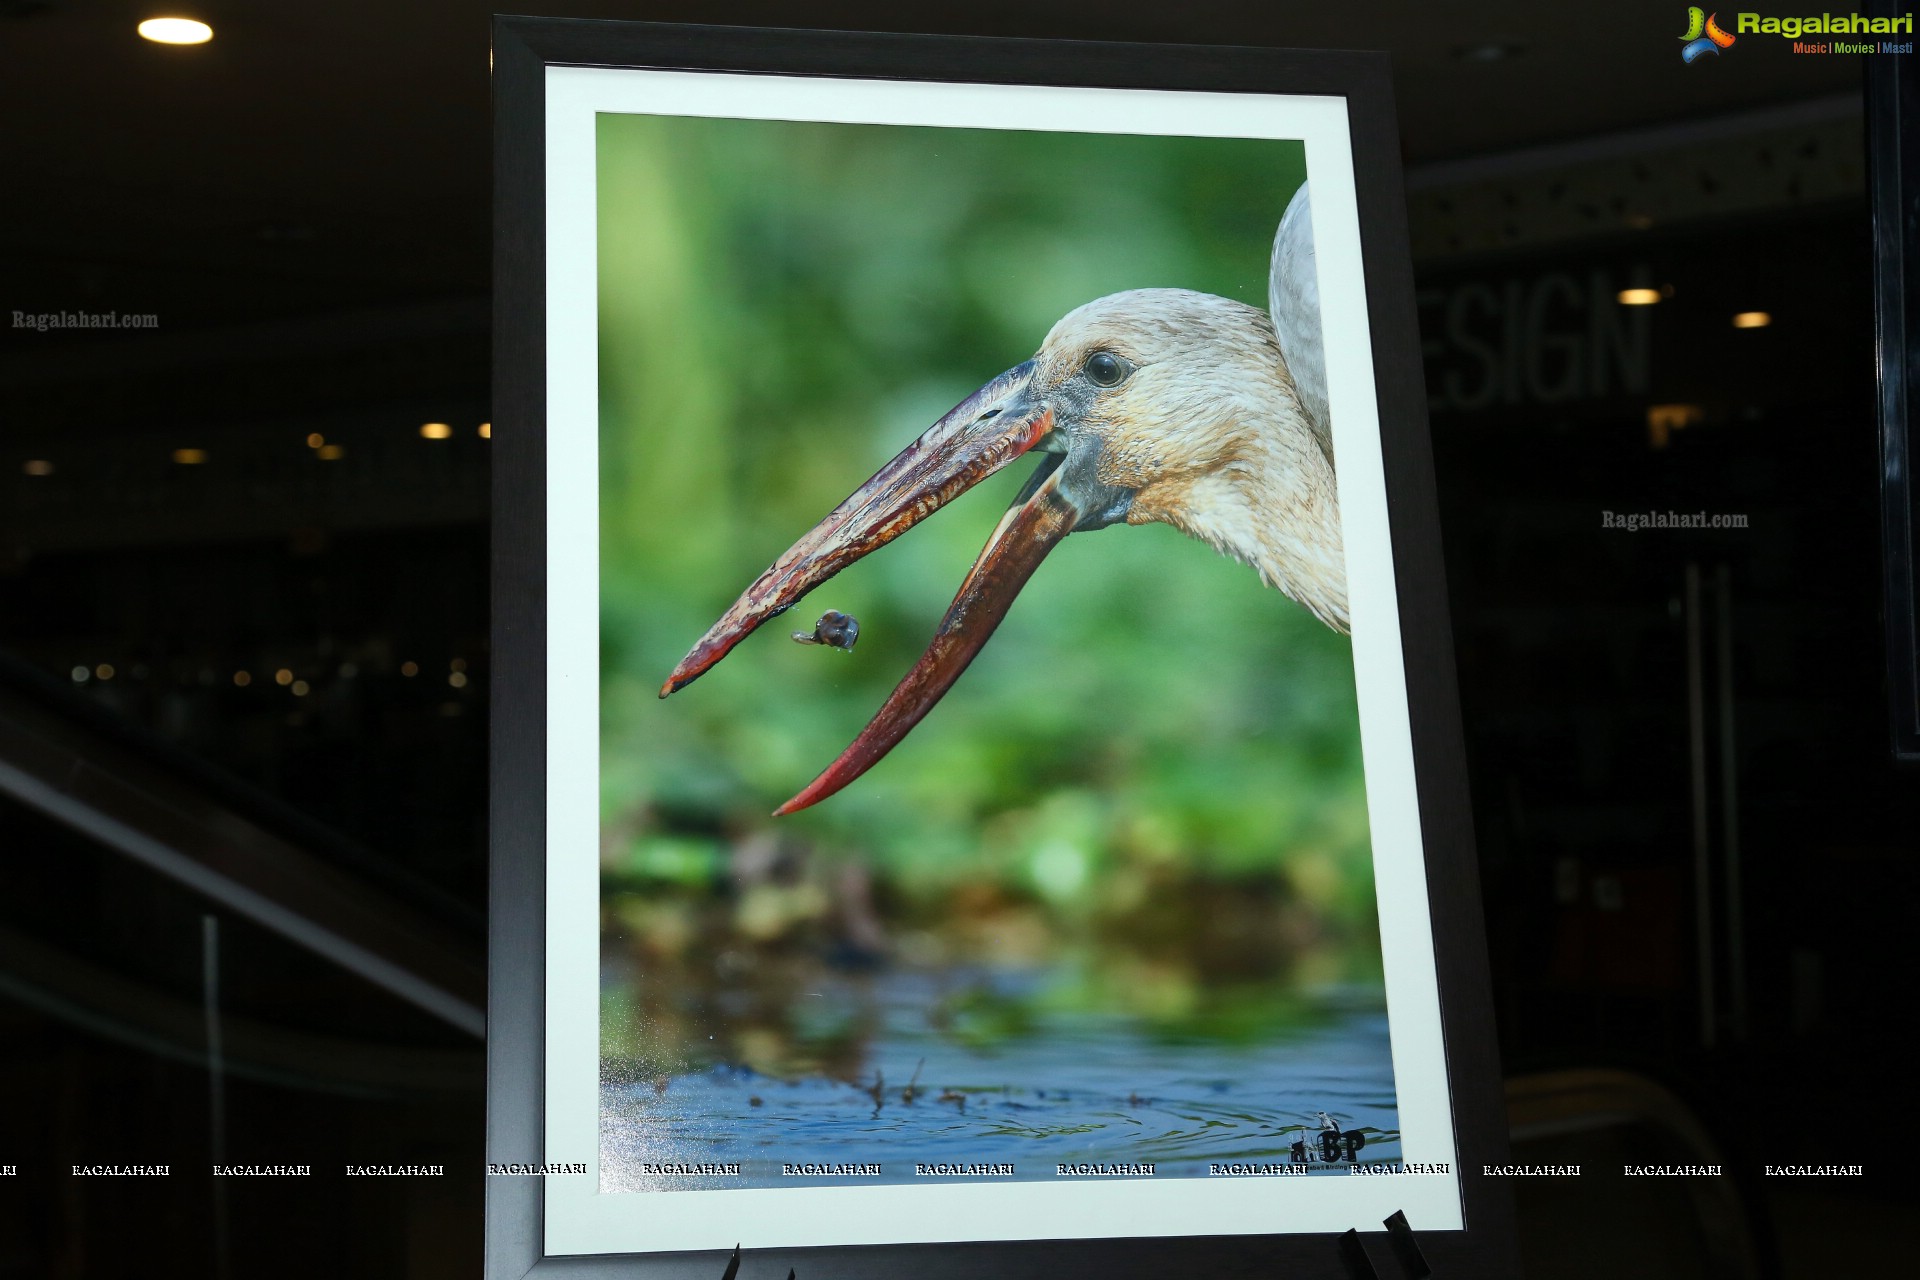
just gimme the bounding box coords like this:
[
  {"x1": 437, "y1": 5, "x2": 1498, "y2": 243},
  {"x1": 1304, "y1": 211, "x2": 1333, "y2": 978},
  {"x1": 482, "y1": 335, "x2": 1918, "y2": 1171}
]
[
  {"x1": 22, "y1": 460, "x2": 54, "y2": 477},
  {"x1": 478, "y1": 422, "x2": 491, "y2": 439},
  {"x1": 1617, "y1": 287, "x2": 1662, "y2": 306},
  {"x1": 1732, "y1": 311, "x2": 1772, "y2": 329},
  {"x1": 138, "y1": 18, "x2": 213, "y2": 46},
  {"x1": 419, "y1": 422, "x2": 453, "y2": 440},
  {"x1": 172, "y1": 447, "x2": 209, "y2": 464},
  {"x1": 316, "y1": 444, "x2": 346, "y2": 460}
]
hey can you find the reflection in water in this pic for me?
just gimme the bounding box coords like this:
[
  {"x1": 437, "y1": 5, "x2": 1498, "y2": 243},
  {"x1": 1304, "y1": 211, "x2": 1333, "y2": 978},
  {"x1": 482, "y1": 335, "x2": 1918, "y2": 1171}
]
[{"x1": 600, "y1": 963, "x2": 1399, "y2": 1192}]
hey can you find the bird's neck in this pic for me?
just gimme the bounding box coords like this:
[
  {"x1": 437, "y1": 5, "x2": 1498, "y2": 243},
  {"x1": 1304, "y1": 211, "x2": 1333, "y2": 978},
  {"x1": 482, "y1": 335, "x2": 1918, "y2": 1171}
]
[{"x1": 1125, "y1": 386, "x2": 1350, "y2": 635}]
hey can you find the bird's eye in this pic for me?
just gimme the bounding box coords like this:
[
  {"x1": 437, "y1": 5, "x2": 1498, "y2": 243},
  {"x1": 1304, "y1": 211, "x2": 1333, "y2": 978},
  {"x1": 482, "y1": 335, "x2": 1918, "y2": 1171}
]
[{"x1": 1084, "y1": 351, "x2": 1127, "y2": 387}]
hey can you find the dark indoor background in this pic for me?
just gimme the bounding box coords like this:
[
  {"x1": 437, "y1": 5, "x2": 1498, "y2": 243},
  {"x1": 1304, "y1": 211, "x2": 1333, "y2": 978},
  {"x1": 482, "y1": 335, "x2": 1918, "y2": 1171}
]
[{"x1": 1, "y1": 1, "x2": 1914, "y2": 1276}]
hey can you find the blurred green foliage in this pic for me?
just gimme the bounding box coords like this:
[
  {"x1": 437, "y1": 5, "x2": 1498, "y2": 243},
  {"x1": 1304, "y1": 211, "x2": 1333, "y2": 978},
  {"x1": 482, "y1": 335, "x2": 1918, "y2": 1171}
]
[{"x1": 597, "y1": 114, "x2": 1376, "y2": 938}]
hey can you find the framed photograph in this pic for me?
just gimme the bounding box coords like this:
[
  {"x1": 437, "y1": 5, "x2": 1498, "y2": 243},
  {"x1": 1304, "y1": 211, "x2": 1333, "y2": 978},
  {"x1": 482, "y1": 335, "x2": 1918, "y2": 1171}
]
[{"x1": 491, "y1": 17, "x2": 1517, "y2": 1278}]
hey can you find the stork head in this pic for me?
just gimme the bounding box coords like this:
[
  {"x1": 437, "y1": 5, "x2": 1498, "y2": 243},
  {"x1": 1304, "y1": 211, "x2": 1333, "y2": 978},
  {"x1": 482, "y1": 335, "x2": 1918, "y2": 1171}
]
[
  {"x1": 1009, "y1": 288, "x2": 1317, "y2": 537},
  {"x1": 660, "y1": 288, "x2": 1331, "y2": 814}
]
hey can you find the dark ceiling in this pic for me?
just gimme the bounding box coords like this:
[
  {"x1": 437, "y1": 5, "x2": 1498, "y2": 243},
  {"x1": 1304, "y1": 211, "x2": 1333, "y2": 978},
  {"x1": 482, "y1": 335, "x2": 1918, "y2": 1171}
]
[{"x1": 0, "y1": 1, "x2": 1864, "y2": 341}]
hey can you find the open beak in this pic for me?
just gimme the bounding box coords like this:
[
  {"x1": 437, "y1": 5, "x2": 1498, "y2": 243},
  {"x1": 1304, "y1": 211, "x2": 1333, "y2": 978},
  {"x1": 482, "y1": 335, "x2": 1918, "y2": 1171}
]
[
  {"x1": 660, "y1": 361, "x2": 1050, "y2": 697},
  {"x1": 660, "y1": 360, "x2": 1083, "y2": 814},
  {"x1": 773, "y1": 456, "x2": 1076, "y2": 814}
]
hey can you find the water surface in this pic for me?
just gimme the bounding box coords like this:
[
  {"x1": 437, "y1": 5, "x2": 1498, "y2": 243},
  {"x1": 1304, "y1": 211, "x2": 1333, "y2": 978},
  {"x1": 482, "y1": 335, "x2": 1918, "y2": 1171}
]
[{"x1": 601, "y1": 965, "x2": 1399, "y2": 1192}]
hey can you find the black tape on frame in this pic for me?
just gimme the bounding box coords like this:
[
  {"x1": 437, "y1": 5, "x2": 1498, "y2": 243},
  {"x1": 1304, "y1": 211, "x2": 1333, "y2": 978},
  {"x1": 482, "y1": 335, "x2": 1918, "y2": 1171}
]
[
  {"x1": 720, "y1": 1245, "x2": 741, "y2": 1280},
  {"x1": 1382, "y1": 1211, "x2": 1432, "y2": 1279},
  {"x1": 1339, "y1": 1228, "x2": 1381, "y2": 1280}
]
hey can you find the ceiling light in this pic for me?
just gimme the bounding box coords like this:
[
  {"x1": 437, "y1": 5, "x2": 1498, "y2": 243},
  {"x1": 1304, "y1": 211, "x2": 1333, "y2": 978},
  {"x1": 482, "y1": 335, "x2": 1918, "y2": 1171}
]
[
  {"x1": 291, "y1": 680, "x2": 310, "y2": 697},
  {"x1": 316, "y1": 444, "x2": 345, "y2": 460},
  {"x1": 1732, "y1": 311, "x2": 1771, "y2": 329},
  {"x1": 1616, "y1": 288, "x2": 1662, "y2": 306},
  {"x1": 306, "y1": 433, "x2": 325, "y2": 448},
  {"x1": 22, "y1": 460, "x2": 53, "y2": 476},
  {"x1": 274, "y1": 668, "x2": 294, "y2": 686},
  {"x1": 420, "y1": 422, "x2": 453, "y2": 440},
  {"x1": 478, "y1": 422, "x2": 491, "y2": 439},
  {"x1": 95, "y1": 664, "x2": 116, "y2": 681},
  {"x1": 172, "y1": 448, "x2": 208, "y2": 464},
  {"x1": 233, "y1": 671, "x2": 251, "y2": 687},
  {"x1": 138, "y1": 18, "x2": 213, "y2": 45}
]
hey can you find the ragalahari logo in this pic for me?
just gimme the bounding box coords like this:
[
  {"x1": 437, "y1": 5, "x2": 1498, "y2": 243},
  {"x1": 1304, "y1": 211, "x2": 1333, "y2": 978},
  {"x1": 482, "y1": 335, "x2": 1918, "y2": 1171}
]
[{"x1": 1680, "y1": 8, "x2": 1738, "y2": 61}]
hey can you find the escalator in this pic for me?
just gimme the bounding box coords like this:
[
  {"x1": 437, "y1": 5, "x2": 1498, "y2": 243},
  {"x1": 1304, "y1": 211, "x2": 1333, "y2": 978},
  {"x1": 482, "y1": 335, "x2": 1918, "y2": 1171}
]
[{"x1": 0, "y1": 651, "x2": 487, "y2": 1279}]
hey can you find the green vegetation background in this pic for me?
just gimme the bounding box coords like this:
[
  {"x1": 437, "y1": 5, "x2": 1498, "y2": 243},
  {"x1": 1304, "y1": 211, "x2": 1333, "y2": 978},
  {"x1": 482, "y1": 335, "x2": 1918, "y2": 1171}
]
[{"x1": 597, "y1": 114, "x2": 1379, "y2": 1010}]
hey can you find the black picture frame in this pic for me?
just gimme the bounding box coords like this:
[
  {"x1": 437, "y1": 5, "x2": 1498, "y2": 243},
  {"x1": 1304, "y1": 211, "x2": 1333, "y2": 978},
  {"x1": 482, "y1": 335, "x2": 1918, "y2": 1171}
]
[
  {"x1": 489, "y1": 15, "x2": 1518, "y2": 1278},
  {"x1": 1869, "y1": 3, "x2": 1920, "y2": 762}
]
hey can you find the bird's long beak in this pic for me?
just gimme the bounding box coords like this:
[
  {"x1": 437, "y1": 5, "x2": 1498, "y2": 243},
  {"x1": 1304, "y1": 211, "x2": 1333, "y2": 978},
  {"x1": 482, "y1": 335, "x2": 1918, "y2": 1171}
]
[
  {"x1": 772, "y1": 455, "x2": 1077, "y2": 815},
  {"x1": 659, "y1": 360, "x2": 1051, "y2": 698}
]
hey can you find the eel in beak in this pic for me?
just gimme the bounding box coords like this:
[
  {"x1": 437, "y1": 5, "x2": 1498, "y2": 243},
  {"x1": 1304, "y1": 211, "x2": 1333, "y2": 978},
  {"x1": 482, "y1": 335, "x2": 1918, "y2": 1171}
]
[{"x1": 659, "y1": 360, "x2": 1082, "y2": 814}]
